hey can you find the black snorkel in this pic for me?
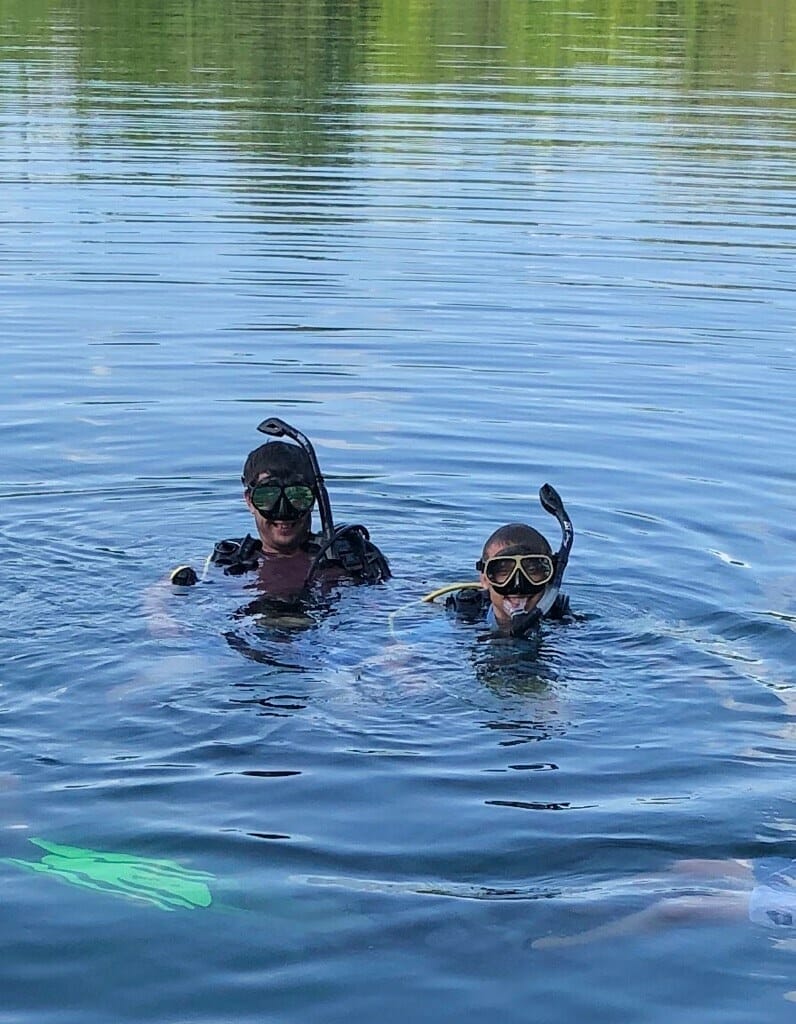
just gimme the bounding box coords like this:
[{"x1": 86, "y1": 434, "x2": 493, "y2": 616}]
[
  {"x1": 257, "y1": 417, "x2": 335, "y2": 546},
  {"x1": 508, "y1": 483, "x2": 573, "y2": 637}
]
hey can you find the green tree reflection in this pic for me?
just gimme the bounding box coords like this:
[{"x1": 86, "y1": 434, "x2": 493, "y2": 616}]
[{"x1": 1, "y1": 0, "x2": 794, "y2": 160}]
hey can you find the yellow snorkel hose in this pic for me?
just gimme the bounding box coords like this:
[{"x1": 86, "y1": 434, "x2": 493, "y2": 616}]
[
  {"x1": 420, "y1": 582, "x2": 482, "y2": 603},
  {"x1": 385, "y1": 582, "x2": 481, "y2": 639}
]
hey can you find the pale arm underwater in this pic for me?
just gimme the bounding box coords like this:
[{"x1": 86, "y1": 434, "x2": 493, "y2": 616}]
[{"x1": 531, "y1": 858, "x2": 786, "y2": 950}]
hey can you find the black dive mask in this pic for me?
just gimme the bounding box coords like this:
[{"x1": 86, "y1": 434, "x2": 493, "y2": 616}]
[
  {"x1": 249, "y1": 481, "x2": 315, "y2": 523},
  {"x1": 477, "y1": 553, "x2": 555, "y2": 597}
]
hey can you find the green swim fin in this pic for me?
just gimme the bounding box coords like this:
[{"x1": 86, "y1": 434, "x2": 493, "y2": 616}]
[{"x1": 4, "y1": 837, "x2": 214, "y2": 911}]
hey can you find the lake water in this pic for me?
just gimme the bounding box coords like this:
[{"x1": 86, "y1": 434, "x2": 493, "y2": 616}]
[{"x1": 2, "y1": 1, "x2": 795, "y2": 1020}]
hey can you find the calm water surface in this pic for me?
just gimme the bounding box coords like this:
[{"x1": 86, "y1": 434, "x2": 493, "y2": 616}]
[{"x1": 1, "y1": 1, "x2": 795, "y2": 1021}]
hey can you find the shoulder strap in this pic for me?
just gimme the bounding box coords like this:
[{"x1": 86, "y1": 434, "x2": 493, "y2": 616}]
[
  {"x1": 210, "y1": 534, "x2": 262, "y2": 575},
  {"x1": 309, "y1": 524, "x2": 390, "y2": 584},
  {"x1": 445, "y1": 587, "x2": 488, "y2": 622}
]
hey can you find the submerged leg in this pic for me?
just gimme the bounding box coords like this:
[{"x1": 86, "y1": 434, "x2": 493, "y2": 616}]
[
  {"x1": 532, "y1": 892, "x2": 749, "y2": 950},
  {"x1": 669, "y1": 858, "x2": 753, "y2": 882}
]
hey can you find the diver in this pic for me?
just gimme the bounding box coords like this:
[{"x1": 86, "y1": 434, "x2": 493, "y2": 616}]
[
  {"x1": 425, "y1": 484, "x2": 574, "y2": 639},
  {"x1": 168, "y1": 417, "x2": 390, "y2": 611}
]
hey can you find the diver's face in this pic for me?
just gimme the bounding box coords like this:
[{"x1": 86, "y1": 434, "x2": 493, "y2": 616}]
[
  {"x1": 245, "y1": 473, "x2": 312, "y2": 554},
  {"x1": 480, "y1": 542, "x2": 545, "y2": 631}
]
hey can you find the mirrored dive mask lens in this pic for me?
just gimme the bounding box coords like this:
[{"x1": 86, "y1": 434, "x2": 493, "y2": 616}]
[
  {"x1": 249, "y1": 484, "x2": 282, "y2": 513},
  {"x1": 281, "y1": 485, "x2": 315, "y2": 512},
  {"x1": 250, "y1": 483, "x2": 315, "y2": 519},
  {"x1": 483, "y1": 554, "x2": 554, "y2": 591}
]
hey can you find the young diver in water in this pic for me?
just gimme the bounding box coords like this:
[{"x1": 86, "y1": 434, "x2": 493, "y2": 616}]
[
  {"x1": 169, "y1": 417, "x2": 390, "y2": 604},
  {"x1": 425, "y1": 484, "x2": 574, "y2": 638}
]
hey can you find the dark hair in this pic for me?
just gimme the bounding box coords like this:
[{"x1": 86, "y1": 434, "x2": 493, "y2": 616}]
[
  {"x1": 241, "y1": 441, "x2": 314, "y2": 488},
  {"x1": 482, "y1": 523, "x2": 551, "y2": 560}
]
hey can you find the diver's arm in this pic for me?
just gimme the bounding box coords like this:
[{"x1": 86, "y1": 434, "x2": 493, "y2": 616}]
[
  {"x1": 669, "y1": 858, "x2": 753, "y2": 882},
  {"x1": 142, "y1": 577, "x2": 188, "y2": 638},
  {"x1": 142, "y1": 556, "x2": 209, "y2": 638}
]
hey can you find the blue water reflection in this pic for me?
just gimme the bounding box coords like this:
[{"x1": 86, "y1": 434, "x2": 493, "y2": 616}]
[{"x1": 2, "y1": 2, "x2": 796, "y2": 1022}]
